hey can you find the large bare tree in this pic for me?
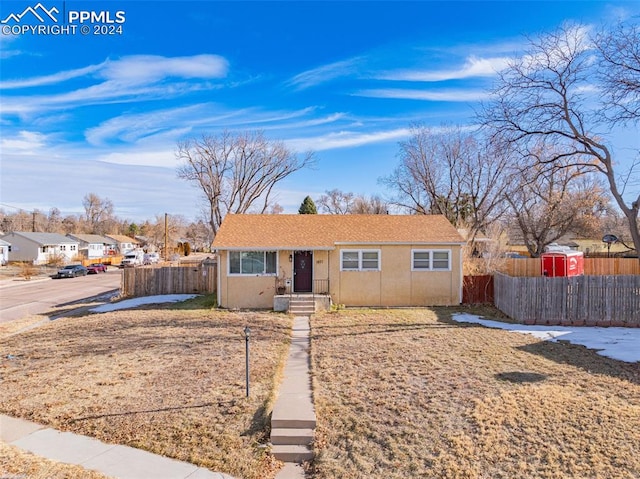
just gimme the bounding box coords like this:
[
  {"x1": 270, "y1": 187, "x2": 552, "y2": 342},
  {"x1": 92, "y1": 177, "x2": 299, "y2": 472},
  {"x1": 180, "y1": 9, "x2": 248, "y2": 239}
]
[
  {"x1": 505, "y1": 153, "x2": 608, "y2": 257},
  {"x1": 482, "y1": 23, "x2": 640, "y2": 260},
  {"x1": 317, "y1": 189, "x2": 388, "y2": 214},
  {"x1": 82, "y1": 193, "x2": 115, "y2": 234},
  {"x1": 382, "y1": 125, "x2": 512, "y2": 243},
  {"x1": 317, "y1": 189, "x2": 354, "y2": 214},
  {"x1": 596, "y1": 21, "x2": 640, "y2": 124},
  {"x1": 176, "y1": 130, "x2": 314, "y2": 236}
]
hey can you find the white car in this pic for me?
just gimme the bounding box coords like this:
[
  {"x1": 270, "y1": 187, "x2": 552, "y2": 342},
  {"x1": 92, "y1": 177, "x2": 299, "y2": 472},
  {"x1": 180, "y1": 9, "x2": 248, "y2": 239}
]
[{"x1": 143, "y1": 253, "x2": 160, "y2": 265}]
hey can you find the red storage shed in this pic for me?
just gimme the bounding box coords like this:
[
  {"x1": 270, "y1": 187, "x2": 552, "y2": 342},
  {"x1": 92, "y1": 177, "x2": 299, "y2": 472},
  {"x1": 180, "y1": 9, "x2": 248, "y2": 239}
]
[{"x1": 541, "y1": 251, "x2": 584, "y2": 277}]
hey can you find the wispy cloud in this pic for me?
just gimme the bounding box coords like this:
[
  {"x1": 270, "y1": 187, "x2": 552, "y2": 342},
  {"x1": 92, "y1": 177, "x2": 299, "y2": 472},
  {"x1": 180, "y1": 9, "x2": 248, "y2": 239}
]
[
  {"x1": 0, "y1": 54, "x2": 229, "y2": 115},
  {"x1": 99, "y1": 54, "x2": 228, "y2": 83},
  {"x1": 85, "y1": 104, "x2": 210, "y2": 145},
  {"x1": 377, "y1": 55, "x2": 511, "y2": 82},
  {"x1": 286, "y1": 127, "x2": 411, "y2": 151},
  {"x1": 1, "y1": 54, "x2": 228, "y2": 89},
  {"x1": 0, "y1": 130, "x2": 48, "y2": 152},
  {"x1": 286, "y1": 57, "x2": 363, "y2": 90},
  {"x1": 85, "y1": 104, "x2": 341, "y2": 146},
  {"x1": 355, "y1": 88, "x2": 489, "y2": 102},
  {"x1": 0, "y1": 64, "x2": 103, "y2": 89},
  {"x1": 96, "y1": 147, "x2": 178, "y2": 168}
]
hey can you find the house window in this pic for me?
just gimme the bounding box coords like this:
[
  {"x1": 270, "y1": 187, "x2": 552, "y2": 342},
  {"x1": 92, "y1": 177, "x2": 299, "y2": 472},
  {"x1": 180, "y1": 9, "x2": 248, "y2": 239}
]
[
  {"x1": 412, "y1": 249, "x2": 451, "y2": 271},
  {"x1": 340, "y1": 250, "x2": 380, "y2": 271},
  {"x1": 229, "y1": 251, "x2": 277, "y2": 275}
]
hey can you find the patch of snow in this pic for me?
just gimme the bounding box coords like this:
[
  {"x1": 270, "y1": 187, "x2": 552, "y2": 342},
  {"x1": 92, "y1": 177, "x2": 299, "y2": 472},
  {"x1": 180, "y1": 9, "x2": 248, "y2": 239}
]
[
  {"x1": 90, "y1": 294, "x2": 200, "y2": 313},
  {"x1": 451, "y1": 313, "x2": 640, "y2": 363}
]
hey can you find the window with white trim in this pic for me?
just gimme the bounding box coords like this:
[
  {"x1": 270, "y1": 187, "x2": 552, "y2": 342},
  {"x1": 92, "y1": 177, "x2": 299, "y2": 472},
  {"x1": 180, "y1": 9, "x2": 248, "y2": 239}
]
[
  {"x1": 229, "y1": 251, "x2": 277, "y2": 275},
  {"x1": 340, "y1": 249, "x2": 380, "y2": 271},
  {"x1": 412, "y1": 249, "x2": 451, "y2": 271}
]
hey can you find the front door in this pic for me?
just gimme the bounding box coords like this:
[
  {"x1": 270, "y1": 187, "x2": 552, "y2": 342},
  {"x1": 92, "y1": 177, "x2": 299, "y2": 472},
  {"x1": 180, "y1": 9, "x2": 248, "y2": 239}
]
[{"x1": 293, "y1": 251, "x2": 313, "y2": 293}]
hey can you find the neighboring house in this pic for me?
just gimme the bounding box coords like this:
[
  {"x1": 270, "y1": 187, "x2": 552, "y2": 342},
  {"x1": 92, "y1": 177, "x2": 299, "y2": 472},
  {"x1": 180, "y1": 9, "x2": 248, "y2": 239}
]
[
  {"x1": 0, "y1": 238, "x2": 10, "y2": 265},
  {"x1": 507, "y1": 233, "x2": 632, "y2": 257},
  {"x1": 66, "y1": 234, "x2": 117, "y2": 259},
  {"x1": 104, "y1": 234, "x2": 139, "y2": 254},
  {"x1": 569, "y1": 238, "x2": 632, "y2": 257},
  {"x1": 0, "y1": 232, "x2": 79, "y2": 264},
  {"x1": 212, "y1": 214, "x2": 465, "y2": 310}
]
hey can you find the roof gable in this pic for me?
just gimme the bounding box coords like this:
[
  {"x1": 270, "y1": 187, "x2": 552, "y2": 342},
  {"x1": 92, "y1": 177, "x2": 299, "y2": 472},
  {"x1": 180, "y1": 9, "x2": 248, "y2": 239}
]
[
  {"x1": 3, "y1": 232, "x2": 77, "y2": 245},
  {"x1": 67, "y1": 234, "x2": 115, "y2": 244},
  {"x1": 213, "y1": 214, "x2": 464, "y2": 249},
  {"x1": 105, "y1": 234, "x2": 138, "y2": 244}
]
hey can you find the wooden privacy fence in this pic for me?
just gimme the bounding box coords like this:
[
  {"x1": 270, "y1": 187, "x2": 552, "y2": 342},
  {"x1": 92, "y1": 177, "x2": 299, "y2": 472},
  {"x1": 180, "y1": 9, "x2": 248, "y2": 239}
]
[
  {"x1": 463, "y1": 275, "x2": 494, "y2": 304},
  {"x1": 494, "y1": 272, "x2": 640, "y2": 326},
  {"x1": 121, "y1": 263, "x2": 217, "y2": 297},
  {"x1": 500, "y1": 257, "x2": 640, "y2": 277}
]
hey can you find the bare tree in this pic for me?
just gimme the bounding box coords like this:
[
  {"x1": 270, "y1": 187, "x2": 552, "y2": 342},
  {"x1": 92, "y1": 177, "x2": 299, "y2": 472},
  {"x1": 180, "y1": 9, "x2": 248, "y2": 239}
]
[
  {"x1": 482, "y1": 23, "x2": 640, "y2": 261},
  {"x1": 185, "y1": 219, "x2": 214, "y2": 252},
  {"x1": 317, "y1": 189, "x2": 355, "y2": 214},
  {"x1": 382, "y1": 125, "x2": 512, "y2": 243},
  {"x1": 351, "y1": 194, "x2": 388, "y2": 214},
  {"x1": 46, "y1": 208, "x2": 63, "y2": 233},
  {"x1": 82, "y1": 193, "x2": 115, "y2": 234},
  {"x1": 596, "y1": 21, "x2": 640, "y2": 124},
  {"x1": 147, "y1": 214, "x2": 187, "y2": 254},
  {"x1": 317, "y1": 189, "x2": 388, "y2": 214},
  {"x1": 176, "y1": 130, "x2": 314, "y2": 236},
  {"x1": 505, "y1": 155, "x2": 608, "y2": 257}
]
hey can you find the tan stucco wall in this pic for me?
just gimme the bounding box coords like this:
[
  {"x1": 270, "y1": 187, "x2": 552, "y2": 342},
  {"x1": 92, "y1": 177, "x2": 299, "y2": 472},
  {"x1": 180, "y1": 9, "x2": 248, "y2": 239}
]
[
  {"x1": 217, "y1": 251, "x2": 277, "y2": 309},
  {"x1": 218, "y1": 244, "x2": 462, "y2": 309},
  {"x1": 329, "y1": 244, "x2": 462, "y2": 307}
]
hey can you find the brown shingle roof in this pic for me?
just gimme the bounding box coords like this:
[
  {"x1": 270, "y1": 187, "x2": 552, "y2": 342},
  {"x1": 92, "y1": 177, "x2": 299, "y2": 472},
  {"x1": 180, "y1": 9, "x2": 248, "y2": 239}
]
[
  {"x1": 105, "y1": 234, "x2": 138, "y2": 244},
  {"x1": 212, "y1": 214, "x2": 464, "y2": 249}
]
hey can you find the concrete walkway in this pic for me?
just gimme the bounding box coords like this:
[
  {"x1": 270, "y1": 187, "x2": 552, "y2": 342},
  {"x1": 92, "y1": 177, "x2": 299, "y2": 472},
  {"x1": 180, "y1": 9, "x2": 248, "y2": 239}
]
[
  {"x1": 272, "y1": 315, "x2": 316, "y2": 479},
  {"x1": 0, "y1": 414, "x2": 235, "y2": 479}
]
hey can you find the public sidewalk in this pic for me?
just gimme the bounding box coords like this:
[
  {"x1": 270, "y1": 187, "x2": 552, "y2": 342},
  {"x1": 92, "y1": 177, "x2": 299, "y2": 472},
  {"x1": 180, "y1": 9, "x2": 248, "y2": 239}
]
[{"x1": 0, "y1": 414, "x2": 235, "y2": 479}]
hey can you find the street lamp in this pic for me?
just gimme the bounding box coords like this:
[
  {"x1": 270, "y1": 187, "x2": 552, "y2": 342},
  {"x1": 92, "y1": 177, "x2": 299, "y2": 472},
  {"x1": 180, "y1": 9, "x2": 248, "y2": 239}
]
[
  {"x1": 602, "y1": 234, "x2": 618, "y2": 258},
  {"x1": 243, "y1": 326, "x2": 251, "y2": 398}
]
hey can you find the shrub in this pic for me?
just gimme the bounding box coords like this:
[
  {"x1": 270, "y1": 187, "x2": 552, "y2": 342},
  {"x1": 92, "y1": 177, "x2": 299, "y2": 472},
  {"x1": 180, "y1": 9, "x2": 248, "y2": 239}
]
[{"x1": 19, "y1": 261, "x2": 38, "y2": 280}]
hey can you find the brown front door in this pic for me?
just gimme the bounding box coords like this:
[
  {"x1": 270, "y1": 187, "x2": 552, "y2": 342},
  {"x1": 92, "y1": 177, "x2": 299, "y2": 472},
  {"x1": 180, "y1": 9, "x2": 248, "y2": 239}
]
[{"x1": 294, "y1": 251, "x2": 313, "y2": 293}]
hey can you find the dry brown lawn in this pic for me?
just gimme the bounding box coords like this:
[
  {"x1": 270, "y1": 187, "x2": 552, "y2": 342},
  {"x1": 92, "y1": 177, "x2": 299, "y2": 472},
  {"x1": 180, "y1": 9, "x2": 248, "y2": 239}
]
[
  {"x1": 309, "y1": 307, "x2": 640, "y2": 479},
  {"x1": 0, "y1": 298, "x2": 293, "y2": 479},
  {"x1": 0, "y1": 442, "x2": 113, "y2": 479}
]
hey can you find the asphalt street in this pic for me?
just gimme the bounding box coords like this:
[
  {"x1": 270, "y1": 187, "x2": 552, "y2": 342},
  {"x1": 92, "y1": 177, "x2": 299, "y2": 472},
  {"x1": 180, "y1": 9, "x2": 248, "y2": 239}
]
[{"x1": 0, "y1": 269, "x2": 121, "y2": 323}]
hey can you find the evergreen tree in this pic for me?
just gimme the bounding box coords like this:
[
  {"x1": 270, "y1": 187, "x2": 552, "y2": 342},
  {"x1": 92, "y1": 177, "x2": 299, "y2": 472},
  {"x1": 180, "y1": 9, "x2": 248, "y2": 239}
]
[{"x1": 298, "y1": 196, "x2": 318, "y2": 214}]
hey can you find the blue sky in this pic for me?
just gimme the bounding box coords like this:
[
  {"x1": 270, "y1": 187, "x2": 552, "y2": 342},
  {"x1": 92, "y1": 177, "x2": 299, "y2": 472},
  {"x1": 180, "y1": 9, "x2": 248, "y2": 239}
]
[{"x1": 1, "y1": 1, "x2": 639, "y2": 223}]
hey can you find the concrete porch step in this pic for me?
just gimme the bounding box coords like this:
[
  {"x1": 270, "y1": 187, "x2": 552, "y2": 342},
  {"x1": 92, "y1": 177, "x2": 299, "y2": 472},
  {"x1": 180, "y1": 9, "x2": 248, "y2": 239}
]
[
  {"x1": 271, "y1": 445, "x2": 314, "y2": 463},
  {"x1": 289, "y1": 309, "x2": 315, "y2": 315},
  {"x1": 271, "y1": 428, "x2": 314, "y2": 446},
  {"x1": 288, "y1": 300, "x2": 315, "y2": 315},
  {"x1": 271, "y1": 417, "x2": 316, "y2": 429}
]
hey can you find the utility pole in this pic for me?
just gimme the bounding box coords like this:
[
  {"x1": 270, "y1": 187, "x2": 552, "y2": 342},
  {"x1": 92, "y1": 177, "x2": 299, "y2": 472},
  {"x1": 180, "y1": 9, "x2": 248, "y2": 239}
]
[
  {"x1": 164, "y1": 213, "x2": 168, "y2": 261},
  {"x1": 32, "y1": 211, "x2": 36, "y2": 232}
]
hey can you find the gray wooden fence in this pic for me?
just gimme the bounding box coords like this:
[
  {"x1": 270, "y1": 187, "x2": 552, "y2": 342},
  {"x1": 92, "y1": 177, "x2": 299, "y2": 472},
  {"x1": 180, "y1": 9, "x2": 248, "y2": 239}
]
[
  {"x1": 494, "y1": 273, "x2": 640, "y2": 326},
  {"x1": 121, "y1": 263, "x2": 217, "y2": 298}
]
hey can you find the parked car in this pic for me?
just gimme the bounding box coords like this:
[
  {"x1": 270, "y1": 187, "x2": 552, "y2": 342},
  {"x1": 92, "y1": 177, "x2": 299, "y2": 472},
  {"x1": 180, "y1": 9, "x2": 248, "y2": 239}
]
[
  {"x1": 56, "y1": 264, "x2": 88, "y2": 278},
  {"x1": 143, "y1": 253, "x2": 160, "y2": 265},
  {"x1": 86, "y1": 263, "x2": 108, "y2": 274}
]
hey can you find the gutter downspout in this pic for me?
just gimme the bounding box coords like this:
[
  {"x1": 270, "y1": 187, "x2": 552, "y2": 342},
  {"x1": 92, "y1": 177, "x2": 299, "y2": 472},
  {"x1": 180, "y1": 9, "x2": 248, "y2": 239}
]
[
  {"x1": 216, "y1": 249, "x2": 221, "y2": 308},
  {"x1": 459, "y1": 244, "x2": 464, "y2": 304}
]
